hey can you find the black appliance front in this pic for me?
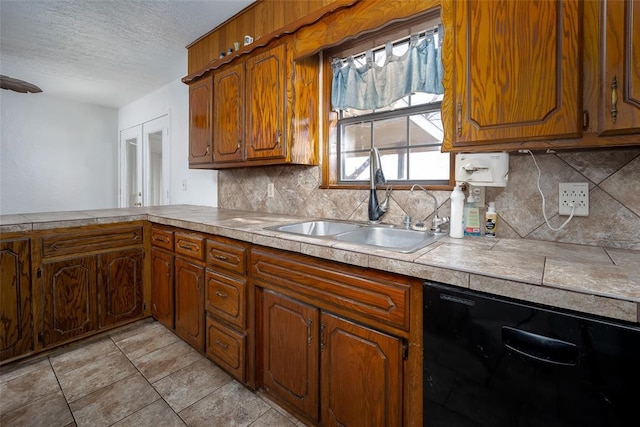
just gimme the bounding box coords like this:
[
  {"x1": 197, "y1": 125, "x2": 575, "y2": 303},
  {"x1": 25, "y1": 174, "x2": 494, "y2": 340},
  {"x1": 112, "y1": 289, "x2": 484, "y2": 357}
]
[{"x1": 423, "y1": 281, "x2": 640, "y2": 427}]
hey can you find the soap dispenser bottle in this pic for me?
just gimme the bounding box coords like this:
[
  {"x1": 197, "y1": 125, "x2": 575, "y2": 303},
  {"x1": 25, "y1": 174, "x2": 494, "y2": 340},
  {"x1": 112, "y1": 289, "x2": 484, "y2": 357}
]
[{"x1": 449, "y1": 185, "x2": 464, "y2": 238}]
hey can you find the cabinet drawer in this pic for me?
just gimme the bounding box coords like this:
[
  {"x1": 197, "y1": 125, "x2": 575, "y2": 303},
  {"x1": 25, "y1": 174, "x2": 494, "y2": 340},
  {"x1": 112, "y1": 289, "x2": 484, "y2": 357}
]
[
  {"x1": 205, "y1": 237, "x2": 247, "y2": 276},
  {"x1": 251, "y1": 247, "x2": 411, "y2": 333},
  {"x1": 205, "y1": 270, "x2": 245, "y2": 328},
  {"x1": 150, "y1": 226, "x2": 173, "y2": 250},
  {"x1": 174, "y1": 232, "x2": 204, "y2": 261},
  {"x1": 206, "y1": 316, "x2": 245, "y2": 381},
  {"x1": 41, "y1": 225, "x2": 143, "y2": 258}
]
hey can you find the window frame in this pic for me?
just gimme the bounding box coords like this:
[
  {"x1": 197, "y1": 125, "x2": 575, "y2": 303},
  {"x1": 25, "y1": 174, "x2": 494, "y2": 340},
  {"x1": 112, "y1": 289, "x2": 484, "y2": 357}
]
[{"x1": 319, "y1": 12, "x2": 454, "y2": 191}]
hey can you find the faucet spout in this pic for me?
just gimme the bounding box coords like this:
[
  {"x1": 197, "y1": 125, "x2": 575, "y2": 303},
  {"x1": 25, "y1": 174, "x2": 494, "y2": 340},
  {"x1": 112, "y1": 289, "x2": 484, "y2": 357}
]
[
  {"x1": 410, "y1": 184, "x2": 448, "y2": 233},
  {"x1": 368, "y1": 148, "x2": 389, "y2": 223}
]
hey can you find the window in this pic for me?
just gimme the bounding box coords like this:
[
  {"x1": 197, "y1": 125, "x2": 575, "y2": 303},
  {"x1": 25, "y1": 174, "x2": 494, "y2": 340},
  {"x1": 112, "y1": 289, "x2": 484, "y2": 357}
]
[{"x1": 322, "y1": 14, "x2": 452, "y2": 189}]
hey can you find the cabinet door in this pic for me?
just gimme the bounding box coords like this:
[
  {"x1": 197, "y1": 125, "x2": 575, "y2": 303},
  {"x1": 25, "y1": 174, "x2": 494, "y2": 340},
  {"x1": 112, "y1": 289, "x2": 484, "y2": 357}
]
[
  {"x1": 151, "y1": 247, "x2": 174, "y2": 329},
  {"x1": 601, "y1": 0, "x2": 640, "y2": 134},
  {"x1": 213, "y1": 63, "x2": 245, "y2": 164},
  {"x1": 206, "y1": 315, "x2": 246, "y2": 382},
  {"x1": 98, "y1": 249, "x2": 144, "y2": 328},
  {"x1": 245, "y1": 43, "x2": 288, "y2": 160},
  {"x1": 42, "y1": 257, "x2": 97, "y2": 348},
  {"x1": 175, "y1": 257, "x2": 205, "y2": 351},
  {"x1": 262, "y1": 290, "x2": 319, "y2": 421},
  {"x1": 321, "y1": 312, "x2": 403, "y2": 427},
  {"x1": 0, "y1": 239, "x2": 33, "y2": 361},
  {"x1": 442, "y1": 0, "x2": 581, "y2": 151},
  {"x1": 189, "y1": 74, "x2": 214, "y2": 167}
]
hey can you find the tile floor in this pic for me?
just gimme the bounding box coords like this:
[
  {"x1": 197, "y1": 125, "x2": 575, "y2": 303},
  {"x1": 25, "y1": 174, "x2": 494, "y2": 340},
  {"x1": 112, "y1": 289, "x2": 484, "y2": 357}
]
[{"x1": 0, "y1": 319, "x2": 303, "y2": 427}]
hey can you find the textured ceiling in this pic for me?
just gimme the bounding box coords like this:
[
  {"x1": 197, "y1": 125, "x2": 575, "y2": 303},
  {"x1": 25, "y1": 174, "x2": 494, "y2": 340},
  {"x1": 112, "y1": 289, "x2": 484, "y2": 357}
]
[{"x1": 0, "y1": 0, "x2": 254, "y2": 108}]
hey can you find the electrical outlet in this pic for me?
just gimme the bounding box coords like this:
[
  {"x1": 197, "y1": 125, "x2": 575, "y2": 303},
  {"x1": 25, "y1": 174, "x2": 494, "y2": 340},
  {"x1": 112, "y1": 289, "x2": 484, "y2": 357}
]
[
  {"x1": 559, "y1": 182, "x2": 589, "y2": 216},
  {"x1": 468, "y1": 185, "x2": 485, "y2": 207},
  {"x1": 267, "y1": 183, "x2": 275, "y2": 198}
]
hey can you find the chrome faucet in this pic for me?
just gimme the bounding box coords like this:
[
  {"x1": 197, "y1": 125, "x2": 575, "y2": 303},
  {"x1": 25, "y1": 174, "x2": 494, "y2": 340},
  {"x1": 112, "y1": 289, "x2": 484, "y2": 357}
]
[
  {"x1": 368, "y1": 148, "x2": 390, "y2": 223},
  {"x1": 410, "y1": 184, "x2": 449, "y2": 234}
]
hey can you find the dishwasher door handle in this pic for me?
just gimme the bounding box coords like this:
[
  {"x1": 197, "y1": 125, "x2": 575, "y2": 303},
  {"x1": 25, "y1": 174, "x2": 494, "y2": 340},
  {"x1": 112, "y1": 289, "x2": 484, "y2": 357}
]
[{"x1": 502, "y1": 326, "x2": 579, "y2": 366}]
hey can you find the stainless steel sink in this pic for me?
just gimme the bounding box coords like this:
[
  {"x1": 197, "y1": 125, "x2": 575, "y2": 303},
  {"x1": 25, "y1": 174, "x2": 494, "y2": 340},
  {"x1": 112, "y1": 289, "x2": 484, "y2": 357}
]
[
  {"x1": 334, "y1": 226, "x2": 440, "y2": 253},
  {"x1": 266, "y1": 220, "x2": 363, "y2": 236}
]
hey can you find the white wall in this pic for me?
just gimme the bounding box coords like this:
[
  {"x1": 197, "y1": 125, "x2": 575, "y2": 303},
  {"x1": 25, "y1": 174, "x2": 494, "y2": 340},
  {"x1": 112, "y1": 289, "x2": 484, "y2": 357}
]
[
  {"x1": 0, "y1": 91, "x2": 118, "y2": 215},
  {"x1": 118, "y1": 78, "x2": 217, "y2": 208}
]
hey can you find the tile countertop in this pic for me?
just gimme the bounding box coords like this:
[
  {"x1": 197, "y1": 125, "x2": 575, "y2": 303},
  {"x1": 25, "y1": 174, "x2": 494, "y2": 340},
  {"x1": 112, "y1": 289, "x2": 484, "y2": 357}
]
[{"x1": 2, "y1": 205, "x2": 639, "y2": 324}]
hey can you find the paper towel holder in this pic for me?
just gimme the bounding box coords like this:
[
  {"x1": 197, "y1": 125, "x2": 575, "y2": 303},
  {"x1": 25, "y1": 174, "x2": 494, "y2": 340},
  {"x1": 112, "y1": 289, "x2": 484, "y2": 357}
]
[{"x1": 454, "y1": 152, "x2": 509, "y2": 187}]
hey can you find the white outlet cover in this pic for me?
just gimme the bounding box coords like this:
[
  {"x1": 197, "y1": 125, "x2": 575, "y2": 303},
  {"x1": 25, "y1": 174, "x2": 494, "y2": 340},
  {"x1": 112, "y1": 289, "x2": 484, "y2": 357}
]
[{"x1": 559, "y1": 182, "x2": 589, "y2": 216}]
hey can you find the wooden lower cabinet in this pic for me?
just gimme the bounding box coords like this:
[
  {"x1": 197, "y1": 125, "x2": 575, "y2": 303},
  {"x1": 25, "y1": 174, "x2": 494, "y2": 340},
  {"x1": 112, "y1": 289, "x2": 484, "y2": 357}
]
[
  {"x1": 151, "y1": 247, "x2": 174, "y2": 329},
  {"x1": 262, "y1": 290, "x2": 320, "y2": 421},
  {"x1": 174, "y1": 257, "x2": 205, "y2": 351},
  {"x1": 41, "y1": 256, "x2": 98, "y2": 348},
  {"x1": 98, "y1": 249, "x2": 144, "y2": 328},
  {"x1": 0, "y1": 238, "x2": 33, "y2": 361},
  {"x1": 321, "y1": 312, "x2": 402, "y2": 427}
]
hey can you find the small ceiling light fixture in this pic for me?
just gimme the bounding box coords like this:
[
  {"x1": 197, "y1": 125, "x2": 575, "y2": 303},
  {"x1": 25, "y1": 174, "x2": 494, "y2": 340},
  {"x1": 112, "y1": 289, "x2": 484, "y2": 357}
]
[{"x1": 0, "y1": 75, "x2": 43, "y2": 93}]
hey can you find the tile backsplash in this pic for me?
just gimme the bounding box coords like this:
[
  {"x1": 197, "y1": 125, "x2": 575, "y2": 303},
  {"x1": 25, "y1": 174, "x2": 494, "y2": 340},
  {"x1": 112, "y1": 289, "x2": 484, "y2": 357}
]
[{"x1": 219, "y1": 147, "x2": 640, "y2": 250}]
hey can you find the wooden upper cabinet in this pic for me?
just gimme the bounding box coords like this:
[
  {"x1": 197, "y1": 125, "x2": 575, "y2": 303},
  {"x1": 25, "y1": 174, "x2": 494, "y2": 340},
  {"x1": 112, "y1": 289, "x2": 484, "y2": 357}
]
[
  {"x1": 213, "y1": 63, "x2": 244, "y2": 164},
  {"x1": 246, "y1": 43, "x2": 288, "y2": 161},
  {"x1": 600, "y1": 0, "x2": 640, "y2": 135},
  {"x1": 441, "y1": 0, "x2": 582, "y2": 151},
  {"x1": 188, "y1": 74, "x2": 214, "y2": 168}
]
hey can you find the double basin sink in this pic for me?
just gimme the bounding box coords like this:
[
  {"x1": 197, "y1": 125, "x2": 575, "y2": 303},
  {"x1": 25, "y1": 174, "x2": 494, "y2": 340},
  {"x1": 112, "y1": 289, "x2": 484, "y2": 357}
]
[{"x1": 266, "y1": 220, "x2": 442, "y2": 253}]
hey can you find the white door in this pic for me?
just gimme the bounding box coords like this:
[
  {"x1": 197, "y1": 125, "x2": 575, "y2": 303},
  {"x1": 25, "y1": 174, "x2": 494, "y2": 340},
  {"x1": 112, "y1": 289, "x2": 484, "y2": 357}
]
[
  {"x1": 120, "y1": 125, "x2": 143, "y2": 207},
  {"x1": 119, "y1": 115, "x2": 170, "y2": 207}
]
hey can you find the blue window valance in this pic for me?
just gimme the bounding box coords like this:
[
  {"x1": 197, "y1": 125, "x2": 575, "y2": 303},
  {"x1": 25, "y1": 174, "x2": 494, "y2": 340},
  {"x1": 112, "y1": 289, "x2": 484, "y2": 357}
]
[{"x1": 331, "y1": 26, "x2": 444, "y2": 111}]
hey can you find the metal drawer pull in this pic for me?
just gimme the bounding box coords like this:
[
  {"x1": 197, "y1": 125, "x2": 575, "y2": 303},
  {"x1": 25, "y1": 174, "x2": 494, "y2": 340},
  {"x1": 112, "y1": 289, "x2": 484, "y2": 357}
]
[
  {"x1": 611, "y1": 75, "x2": 618, "y2": 123},
  {"x1": 216, "y1": 339, "x2": 229, "y2": 349},
  {"x1": 153, "y1": 235, "x2": 168, "y2": 242},
  {"x1": 178, "y1": 243, "x2": 197, "y2": 251},
  {"x1": 215, "y1": 290, "x2": 228, "y2": 299},
  {"x1": 214, "y1": 254, "x2": 228, "y2": 261}
]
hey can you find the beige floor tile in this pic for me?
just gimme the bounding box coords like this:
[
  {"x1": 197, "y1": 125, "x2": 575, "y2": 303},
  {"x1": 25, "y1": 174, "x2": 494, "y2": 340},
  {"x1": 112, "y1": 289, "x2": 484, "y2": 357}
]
[
  {"x1": 0, "y1": 390, "x2": 73, "y2": 427},
  {"x1": 249, "y1": 408, "x2": 297, "y2": 427},
  {"x1": 0, "y1": 359, "x2": 60, "y2": 415},
  {"x1": 131, "y1": 339, "x2": 204, "y2": 383},
  {"x1": 54, "y1": 349, "x2": 138, "y2": 403},
  {"x1": 179, "y1": 381, "x2": 270, "y2": 427},
  {"x1": 69, "y1": 373, "x2": 160, "y2": 427},
  {"x1": 153, "y1": 357, "x2": 233, "y2": 412},
  {"x1": 110, "y1": 399, "x2": 186, "y2": 427},
  {"x1": 111, "y1": 321, "x2": 181, "y2": 360},
  {"x1": 0, "y1": 357, "x2": 50, "y2": 384},
  {"x1": 49, "y1": 337, "x2": 120, "y2": 375}
]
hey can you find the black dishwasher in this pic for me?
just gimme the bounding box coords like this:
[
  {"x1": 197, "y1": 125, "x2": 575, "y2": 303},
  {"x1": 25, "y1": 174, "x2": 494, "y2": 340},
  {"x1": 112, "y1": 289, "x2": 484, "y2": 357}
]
[{"x1": 423, "y1": 281, "x2": 640, "y2": 427}]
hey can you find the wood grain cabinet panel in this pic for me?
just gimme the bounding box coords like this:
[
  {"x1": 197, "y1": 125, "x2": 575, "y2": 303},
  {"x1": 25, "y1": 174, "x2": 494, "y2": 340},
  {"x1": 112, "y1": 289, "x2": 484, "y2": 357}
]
[
  {"x1": 600, "y1": 0, "x2": 640, "y2": 135},
  {"x1": 41, "y1": 257, "x2": 98, "y2": 348},
  {"x1": 262, "y1": 290, "x2": 320, "y2": 422},
  {"x1": 98, "y1": 249, "x2": 144, "y2": 328},
  {"x1": 213, "y1": 63, "x2": 244, "y2": 164},
  {"x1": 151, "y1": 247, "x2": 174, "y2": 329},
  {"x1": 174, "y1": 232, "x2": 204, "y2": 261},
  {"x1": 150, "y1": 226, "x2": 173, "y2": 251},
  {"x1": 175, "y1": 257, "x2": 205, "y2": 351},
  {"x1": 320, "y1": 312, "x2": 403, "y2": 427},
  {"x1": 442, "y1": 0, "x2": 582, "y2": 151},
  {"x1": 205, "y1": 270, "x2": 245, "y2": 328},
  {"x1": 0, "y1": 238, "x2": 33, "y2": 361},
  {"x1": 205, "y1": 236, "x2": 247, "y2": 276},
  {"x1": 206, "y1": 315, "x2": 246, "y2": 381},
  {"x1": 189, "y1": 74, "x2": 214, "y2": 168}
]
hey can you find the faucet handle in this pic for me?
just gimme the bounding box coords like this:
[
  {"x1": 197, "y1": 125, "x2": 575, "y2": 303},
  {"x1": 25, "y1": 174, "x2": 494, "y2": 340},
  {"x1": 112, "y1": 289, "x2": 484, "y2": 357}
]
[{"x1": 404, "y1": 215, "x2": 412, "y2": 229}]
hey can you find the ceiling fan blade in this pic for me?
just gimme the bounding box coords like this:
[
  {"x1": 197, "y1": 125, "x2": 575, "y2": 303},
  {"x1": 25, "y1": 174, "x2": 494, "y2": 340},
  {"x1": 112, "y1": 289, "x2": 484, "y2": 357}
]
[{"x1": 0, "y1": 75, "x2": 43, "y2": 93}]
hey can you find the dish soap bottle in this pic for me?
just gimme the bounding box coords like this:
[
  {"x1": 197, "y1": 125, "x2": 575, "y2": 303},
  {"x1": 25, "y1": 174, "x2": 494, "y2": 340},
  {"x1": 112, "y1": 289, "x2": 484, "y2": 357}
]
[
  {"x1": 464, "y1": 193, "x2": 481, "y2": 237},
  {"x1": 449, "y1": 185, "x2": 464, "y2": 238},
  {"x1": 485, "y1": 202, "x2": 497, "y2": 237}
]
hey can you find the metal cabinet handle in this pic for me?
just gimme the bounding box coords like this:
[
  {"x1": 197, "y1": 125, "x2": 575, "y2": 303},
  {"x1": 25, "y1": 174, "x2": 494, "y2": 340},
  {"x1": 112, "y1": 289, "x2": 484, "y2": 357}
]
[
  {"x1": 153, "y1": 235, "x2": 168, "y2": 242},
  {"x1": 214, "y1": 254, "x2": 228, "y2": 261},
  {"x1": 215, "y1": 290, "x2": 228, "y2": 299},
  {"x1": 178, "y1": 243, "x2": 196, "y2": 251},
  {"x1": 611, "y1": 75, "x2": 618, "y2": 123},
  {"x1": 216, "y1": 339, "x2": 229, "y2": 349},
  {"x1": 457, "y1": 102, "x2": 462, "y2": 136},
  {"x1": 307, "y1": 319, "x2": 313, "y2": 346}
]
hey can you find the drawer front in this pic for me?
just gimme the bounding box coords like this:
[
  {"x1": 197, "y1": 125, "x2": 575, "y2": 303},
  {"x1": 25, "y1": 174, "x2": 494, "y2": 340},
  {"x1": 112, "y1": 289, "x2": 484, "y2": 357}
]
[
  {"x1": 41, "y1": 225, "x2": 143, "y2": 258},
  {"x1": 251, "y1": 247, "x2": 411, "y2": 333},
  {"x1": 206, "y1": 237, "x2": 247, "y2": 276},
  {"x1": 205, "y1": 270, "x2": 245, "y2": 328},
  {"x1": 174, "y1": 232, "x2": 204, "y2": 261},
  {"x1": 206, "y1": 316, "x2": 245, "y2": 381},
  {"x1": 150, "y1": 226, "x2": 173, "y2": 250}
]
